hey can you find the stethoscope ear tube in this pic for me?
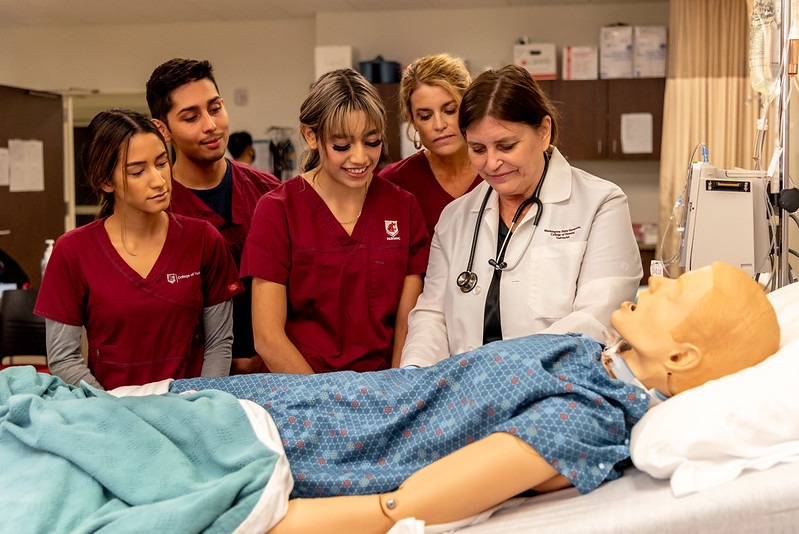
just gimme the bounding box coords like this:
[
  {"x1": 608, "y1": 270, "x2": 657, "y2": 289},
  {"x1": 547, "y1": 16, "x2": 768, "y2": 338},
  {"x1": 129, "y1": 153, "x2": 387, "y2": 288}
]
[
  {"x1": 456, "y1": 151, "x2": 550, "y2": 293},
  {"x1": 491, "y1": 194, "x2": 542, "y2": 271}
]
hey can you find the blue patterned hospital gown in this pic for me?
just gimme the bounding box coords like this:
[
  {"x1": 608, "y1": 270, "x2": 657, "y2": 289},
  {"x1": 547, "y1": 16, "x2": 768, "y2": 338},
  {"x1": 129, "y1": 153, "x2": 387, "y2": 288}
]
[{"x1": 171, "y1": 334, "x2": 650, "y2": 497}]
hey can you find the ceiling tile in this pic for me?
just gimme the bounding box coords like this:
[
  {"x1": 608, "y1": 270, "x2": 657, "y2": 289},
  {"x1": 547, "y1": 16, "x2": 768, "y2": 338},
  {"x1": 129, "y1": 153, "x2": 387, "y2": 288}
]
[
  {"x1": 344, "y1": 0, "x2": 433, "y2": 11},
  {"x1": 0, "y1": 0, "x2": 668, "y2": 29},
  {"x1": 427, "y1": 0, "x2": 512, "y2": 8},
  {"x1": 274, "y1": 0, "x2": 355, "y2": 18}
]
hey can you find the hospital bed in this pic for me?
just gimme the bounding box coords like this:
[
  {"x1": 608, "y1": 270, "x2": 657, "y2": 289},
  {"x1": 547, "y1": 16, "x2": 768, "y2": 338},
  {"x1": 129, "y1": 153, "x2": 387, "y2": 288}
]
[
  {"x1": 457, "y1": 278, "x2": 799, "y2": 533},
  {"x1": 458, "y1": 461, "x2": 799, "y2": 533},
  {"x1": 2, "y1": 281, "x2": 798, "y2": 533}
]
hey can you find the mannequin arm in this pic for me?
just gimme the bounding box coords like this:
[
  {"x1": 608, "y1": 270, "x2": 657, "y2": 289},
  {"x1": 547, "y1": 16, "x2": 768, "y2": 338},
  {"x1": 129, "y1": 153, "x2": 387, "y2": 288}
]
[{"x1": 268, "y1": 432, "x2": 568, "y2": 533}]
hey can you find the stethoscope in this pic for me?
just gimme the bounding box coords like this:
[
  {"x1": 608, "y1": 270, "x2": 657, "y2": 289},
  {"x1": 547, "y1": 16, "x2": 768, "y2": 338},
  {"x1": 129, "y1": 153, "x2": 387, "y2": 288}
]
[{"x1": 456, "y1": 152, "x2": 550, "y2": 294}]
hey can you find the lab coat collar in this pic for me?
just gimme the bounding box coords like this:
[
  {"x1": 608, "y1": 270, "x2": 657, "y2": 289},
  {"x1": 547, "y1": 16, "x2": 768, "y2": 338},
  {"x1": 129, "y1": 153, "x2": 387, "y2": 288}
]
[
  {"x1": 467, "y1": 146, "x2": 572, "y2": 217},
  {"x1": 542, "y1": 147, "x2": 573, "y2": 204}
]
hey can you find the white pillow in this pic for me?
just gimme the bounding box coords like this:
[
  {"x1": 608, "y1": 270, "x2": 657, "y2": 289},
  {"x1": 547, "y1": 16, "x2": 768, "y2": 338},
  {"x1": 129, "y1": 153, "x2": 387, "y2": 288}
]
[{"x1": 630, "y1": 281, "x2": 799, "y2": 497}]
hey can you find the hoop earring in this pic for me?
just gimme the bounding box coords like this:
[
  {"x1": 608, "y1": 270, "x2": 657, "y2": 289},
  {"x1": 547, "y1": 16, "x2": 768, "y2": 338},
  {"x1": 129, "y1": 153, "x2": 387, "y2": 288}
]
[{"x1": 413, "y1": 130, "x2": 422, "y2": 150}]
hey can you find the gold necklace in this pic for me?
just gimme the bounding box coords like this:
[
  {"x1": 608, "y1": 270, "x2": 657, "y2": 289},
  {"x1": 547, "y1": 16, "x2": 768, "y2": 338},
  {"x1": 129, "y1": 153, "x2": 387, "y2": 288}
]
[{"x1": 312, "y1": 173, "x2": 368, "y2": 225}]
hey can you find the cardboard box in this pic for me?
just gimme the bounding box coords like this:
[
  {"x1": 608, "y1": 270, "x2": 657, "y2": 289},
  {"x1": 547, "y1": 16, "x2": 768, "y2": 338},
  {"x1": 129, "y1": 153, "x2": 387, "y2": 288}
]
[
  {"x1": 513, "y1": 43, "x2": 557, "y2": 80},
  {"x1": 562, "y1": 46, "x2": 598, "y2": 80},
  {"x1": 632, "y1": 222, "x2": 658, "y2": 246},
  {"x1": 634, "y1": 26, "x2": 667, "y2": 78},
  {"x1": 600, "y1": 25, "x2": 633, "y2": 79}
]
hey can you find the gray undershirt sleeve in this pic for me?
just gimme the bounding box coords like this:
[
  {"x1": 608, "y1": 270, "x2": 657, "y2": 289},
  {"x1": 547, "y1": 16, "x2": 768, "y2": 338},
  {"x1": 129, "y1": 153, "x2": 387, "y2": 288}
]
[
  {"x1": 45, "y1": 319, "x2": 103, "y2": 389},
  {"x1": 202, "y1": 300, "x2": 233, "y2": 377}
]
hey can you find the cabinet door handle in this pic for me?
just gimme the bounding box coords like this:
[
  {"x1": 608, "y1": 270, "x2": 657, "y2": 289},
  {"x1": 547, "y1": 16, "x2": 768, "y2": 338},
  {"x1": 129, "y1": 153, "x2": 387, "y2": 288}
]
[
  {"x1": 597, "y1": 139, "x2": 602, "y2": 155},
  {"x1": 612, "y1": 139, "x2": 617, "y2": 154},
  {"x1": 0, "y1": 230, "x2": 10, "y2": 236}
]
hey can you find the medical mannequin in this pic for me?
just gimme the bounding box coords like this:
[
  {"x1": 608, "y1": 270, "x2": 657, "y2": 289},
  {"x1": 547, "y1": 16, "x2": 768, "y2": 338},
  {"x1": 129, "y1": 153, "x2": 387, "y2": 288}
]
[{"x1": 263, "y1": 262, "x2": 779, "y2": 533}]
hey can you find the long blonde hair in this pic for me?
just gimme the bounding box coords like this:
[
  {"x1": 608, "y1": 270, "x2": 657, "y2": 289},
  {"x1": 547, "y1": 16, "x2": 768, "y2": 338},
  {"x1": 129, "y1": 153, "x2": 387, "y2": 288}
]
[{"x1": 399, "y1": 53, "x2": 471, "y2": 142}]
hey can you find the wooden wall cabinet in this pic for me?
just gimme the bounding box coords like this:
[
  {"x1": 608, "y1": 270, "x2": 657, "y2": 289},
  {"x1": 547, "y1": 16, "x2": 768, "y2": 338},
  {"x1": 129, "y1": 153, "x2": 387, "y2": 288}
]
[
  {"x1": 374, "y1": 82, "x2": 402, "y2": 165},
  {"x1": 539, "y1": 78, "x2": 665, "y2": 161}
]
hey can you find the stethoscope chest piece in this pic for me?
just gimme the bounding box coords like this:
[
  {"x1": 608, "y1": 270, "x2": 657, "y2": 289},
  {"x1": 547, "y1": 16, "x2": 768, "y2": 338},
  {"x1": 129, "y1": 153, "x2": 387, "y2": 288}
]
[{"x1": 456, "y1": 270, "x2": 478, "y2": 293}]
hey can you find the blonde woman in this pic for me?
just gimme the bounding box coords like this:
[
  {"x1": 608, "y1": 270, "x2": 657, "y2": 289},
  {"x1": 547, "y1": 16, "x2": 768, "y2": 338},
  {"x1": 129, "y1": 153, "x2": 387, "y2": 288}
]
[{"x1": 379, "y1": 53, "x2": 482, "y2": 238}]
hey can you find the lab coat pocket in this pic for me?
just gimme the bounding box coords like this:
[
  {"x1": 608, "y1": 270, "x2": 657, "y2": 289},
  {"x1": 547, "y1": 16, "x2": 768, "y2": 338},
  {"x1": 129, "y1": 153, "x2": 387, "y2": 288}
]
[{"x1": 528, "y1": 241, "x2": 587, "y2": 319}]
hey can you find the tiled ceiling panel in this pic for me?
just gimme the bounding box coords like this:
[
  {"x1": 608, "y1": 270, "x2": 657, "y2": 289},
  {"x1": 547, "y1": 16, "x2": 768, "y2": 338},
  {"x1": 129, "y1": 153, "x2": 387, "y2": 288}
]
[{"x1": 0, "y1": 0, "x2": 667, "y2": 28}]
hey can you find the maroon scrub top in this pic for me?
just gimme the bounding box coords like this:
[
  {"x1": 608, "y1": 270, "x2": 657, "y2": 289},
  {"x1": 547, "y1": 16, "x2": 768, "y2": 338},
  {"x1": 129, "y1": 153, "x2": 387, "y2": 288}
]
[
  {"x1": 241, "y1": 175, "x2": 429, "y2": 373},
  {"x1": 379, "y1": 151, "x2": 482, "y2": 238},
  {"x1": 169, "y1": 159, "x2": 280, "y2": 359},
  {"x1": 35, "y1": 214, "x2": 243, "y2": 389},
  {"x1": 169, "y1": 159, "x2": 280, "y2": 265}
]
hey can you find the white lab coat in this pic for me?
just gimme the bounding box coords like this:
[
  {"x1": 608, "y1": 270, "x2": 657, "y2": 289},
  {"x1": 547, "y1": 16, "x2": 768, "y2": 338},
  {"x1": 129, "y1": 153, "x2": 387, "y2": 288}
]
[{"x1": 400, "y1": 147, "x2": 642, "y2": 367}]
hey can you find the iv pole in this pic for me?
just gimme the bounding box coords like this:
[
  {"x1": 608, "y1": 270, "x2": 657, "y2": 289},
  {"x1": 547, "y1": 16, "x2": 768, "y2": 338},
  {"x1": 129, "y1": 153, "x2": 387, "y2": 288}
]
[{"x1": 779, "y1": 0, "x2": 793, "y2": 287}]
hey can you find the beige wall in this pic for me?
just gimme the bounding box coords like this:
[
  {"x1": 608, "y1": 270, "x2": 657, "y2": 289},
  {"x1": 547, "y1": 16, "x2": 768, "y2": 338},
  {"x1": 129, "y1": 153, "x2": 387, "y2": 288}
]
[
  {"x1": 317, "y1": 3, "x2": 669, "y2": 70},
  {"x1": 576, "y1": 160, "x2": 662, "y2": 224},
  {"x1": 0, "y1": 19, "x2": 315, "y2": 138},
  {"x1": 0, "y1": 2, "x2": 669, "y2": 223}
]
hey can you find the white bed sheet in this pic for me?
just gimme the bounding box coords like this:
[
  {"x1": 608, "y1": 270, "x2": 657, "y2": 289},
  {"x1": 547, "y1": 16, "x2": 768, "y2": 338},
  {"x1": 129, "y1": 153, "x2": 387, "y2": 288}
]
[{"x1": 458, "y1": 462, "x2": 799, "y2": 533}]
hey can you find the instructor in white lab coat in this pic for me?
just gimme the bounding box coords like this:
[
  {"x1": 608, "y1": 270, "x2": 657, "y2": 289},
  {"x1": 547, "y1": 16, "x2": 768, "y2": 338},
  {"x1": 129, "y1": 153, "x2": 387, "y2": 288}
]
[{"x1": 400, "y1": 65, "x2": 642, "y2": 368}]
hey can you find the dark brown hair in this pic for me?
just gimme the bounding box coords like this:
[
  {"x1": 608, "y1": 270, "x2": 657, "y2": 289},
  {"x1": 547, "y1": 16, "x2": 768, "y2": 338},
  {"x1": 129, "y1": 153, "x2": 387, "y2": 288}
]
[
  {"x1": 81, "y1": 108, "x2": 168, "y2": 218},
  {"x1": 146, "y1": 58, "x2": 219, "y2": 123},
  {"x1": 458, "y1": 64, "x2": 559, "y2": 146}
]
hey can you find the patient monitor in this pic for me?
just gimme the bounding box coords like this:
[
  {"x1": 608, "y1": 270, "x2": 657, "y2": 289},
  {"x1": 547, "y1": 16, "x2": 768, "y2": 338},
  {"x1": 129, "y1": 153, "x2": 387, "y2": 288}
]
[{"x1": 680, "y1": 163, "x2": 771, "y2": 276}]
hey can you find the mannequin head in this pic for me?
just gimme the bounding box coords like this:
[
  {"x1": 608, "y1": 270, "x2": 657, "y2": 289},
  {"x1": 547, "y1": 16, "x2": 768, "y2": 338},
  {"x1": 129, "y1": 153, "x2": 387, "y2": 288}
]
[{"x1": 611, "y1": 262, "x2": 779, "y2": 395}]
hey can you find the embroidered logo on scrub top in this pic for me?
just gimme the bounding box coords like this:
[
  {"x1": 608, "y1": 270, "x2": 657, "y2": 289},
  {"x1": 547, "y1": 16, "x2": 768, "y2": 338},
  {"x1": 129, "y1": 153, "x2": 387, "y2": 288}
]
[
  {"x1": 385, "y1": 220, "x2": 400, "y2": 241},
  {"x1": 227, "y1": 281, "x2": 242, "y2": 293},
  {"x1": 166, "y1": 271, "x2": 201, "y2": 284},
  {"x1": 543, "y1": 226, "x2": 581, "y2": 240}
]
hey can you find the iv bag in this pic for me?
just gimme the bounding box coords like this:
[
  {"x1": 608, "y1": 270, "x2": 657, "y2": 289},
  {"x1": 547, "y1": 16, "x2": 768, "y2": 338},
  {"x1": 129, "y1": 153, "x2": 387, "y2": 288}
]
[{"x1": 750, "y1": 0, "x2": 781, "y2": 99}]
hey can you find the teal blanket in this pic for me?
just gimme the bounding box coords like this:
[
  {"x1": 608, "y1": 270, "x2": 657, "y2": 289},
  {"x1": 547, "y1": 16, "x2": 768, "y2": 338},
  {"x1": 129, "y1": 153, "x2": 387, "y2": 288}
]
[{"x1": 0, "y1": 367, "x2": 280, "y2": 534}]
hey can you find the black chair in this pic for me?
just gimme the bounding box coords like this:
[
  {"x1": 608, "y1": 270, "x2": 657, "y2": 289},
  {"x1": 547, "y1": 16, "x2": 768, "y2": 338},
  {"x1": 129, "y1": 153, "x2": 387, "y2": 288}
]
[
  {"x1": 0, "y1": 248, "x2": 30, "y2": 288},
  {"x1": 0, "y1": 288, "x2": 47, "y2": 365}
]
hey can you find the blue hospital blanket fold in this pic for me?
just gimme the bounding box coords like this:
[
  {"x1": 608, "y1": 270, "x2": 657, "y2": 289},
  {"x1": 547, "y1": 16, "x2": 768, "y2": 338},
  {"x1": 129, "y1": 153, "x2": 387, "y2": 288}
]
[
  {"x1": 173, "y1": 334, "x2": 650, "y2": 497},
  {"x1": 0, "y1": 366, "x2": 284, "y2": 534}
]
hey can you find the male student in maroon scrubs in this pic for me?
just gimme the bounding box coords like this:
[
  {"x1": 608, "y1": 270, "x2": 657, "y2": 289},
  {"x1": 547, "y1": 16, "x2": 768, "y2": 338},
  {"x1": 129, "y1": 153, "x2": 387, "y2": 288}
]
[{"x1": 147, "y1": 58, "x2": 280, "y2": 373}]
